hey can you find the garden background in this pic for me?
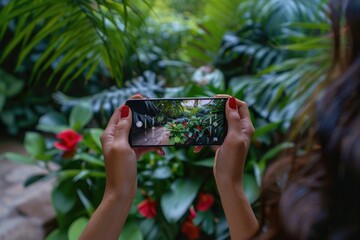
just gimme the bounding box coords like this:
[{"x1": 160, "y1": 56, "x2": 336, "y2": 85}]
[{"x1": 0, "y1": 0, "x2": 331, "y2": 239}]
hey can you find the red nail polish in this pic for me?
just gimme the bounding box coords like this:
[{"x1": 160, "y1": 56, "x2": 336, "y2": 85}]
[
  {"x1": 120, "y1": 105, "x2": 130, "y2": 118},
  {"x1": 229, "y1": 97, "x2": 237, "y2": 110},
  {"x1": 158, "y1": 149, "x2": 165, "y2": 156},
  {"x1": 194, "y1": 146, "x2": 201, "y2": 153}
]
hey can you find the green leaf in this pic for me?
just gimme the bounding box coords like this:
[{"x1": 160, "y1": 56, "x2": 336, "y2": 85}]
[
  {"x1": 24, "y1": 174, "x2": 47, "y2": 187},
  {"x1": 36, "y1": 111, "x2": 68, "y2": 133},
  {"x1": 24, "y1": 132, "x2": 46, "y2": 156},
  {"x1": 243, "y1": 174, "x2": 260, "y2": 204},
  {"x1": 73, "y1": 153, "x2": 104, "y2": 167},
  {"x1": 0, "y1": 95, "x2": 5, "y2": 111},
  {"x1": 119, "y1": 219, "x2": 143, "y2": 240},
  {"x1": 253, "y1": 122, "x2": 281, "y2": 139},
  {"x1": 153, "y1": 166, "x2": 172, "y2": 179},
  {"x1": 77, "y1": 190, "x2": 95, "y2": 216},
  {"x1": 259, "y1": 142, "x2": 294, "y2": 167},
  {"x1": 46, "y1": 228, "x2": 68, "y2": 240},
  {"x1": 201, "y1": 212, "x2": 215, "y2": 235},
  {"x1": 52, "y1": 180, "x2": 77, "y2": 215},
  {"x1": 161, "y1": 178, "x2": 202, "y2": 223},
  {"x1": 192, "y1": 158, "x2": 213, "y2": 167},
  {"x1": 68, "y1": 217, "x2": 88, "y2": 240},
  {"x1": 69, "y1": 103, "x2": 93, "y2": 131},
  {"x1": 2, "y1": 152, "x2": 34, "y2": 165},
  {"x1": 89, "y1": 128, "x2": 103, "y2": 150}
]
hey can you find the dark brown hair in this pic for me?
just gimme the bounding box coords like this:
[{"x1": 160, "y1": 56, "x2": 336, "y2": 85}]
[{"x1": 257, "y1": 0, "x2": 360, "y2": 239}]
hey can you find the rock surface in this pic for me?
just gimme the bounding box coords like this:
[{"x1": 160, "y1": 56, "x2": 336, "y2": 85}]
[{"x1": 0, "y1": 138, "x2": 55, "y2": 240}]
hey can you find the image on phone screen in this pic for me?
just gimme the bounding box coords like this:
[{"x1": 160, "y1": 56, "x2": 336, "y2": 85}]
[{"x1": 126, "y1": 98, "x2": 227, "y2": 147}]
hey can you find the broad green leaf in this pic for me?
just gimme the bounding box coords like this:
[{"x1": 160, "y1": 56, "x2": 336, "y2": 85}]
[
  {"x1": 243, "y1": 174, "x2": 260, "y2": 204},
  {"x1": 68, "y1": 217, "x2": 88, "y2": 240},
  {"x1": 3, "y1": 152, "x2": 34, "y2": 165},
  {"x1": 46, "y1": 228, "x2": 68, "y2": 240},
  {"x1": 24, "y1": 132, "x2": 46, "y2": 156},
  {"x1": 52, "y1": 180, "x2": 77, "y2": 215},
  {"x1": 253, "y1": 122, "x2": 281, "y2": 139},
  {"x1": 119, "y1": 219, "x2": 143, "y2": 240},
  {"x1": 36, "y1": 124, "x2": 68, "y2": 134},
  {"x1": 161, "y1": 178, "x2": 202, "y2": 223},
  {"x1": 36, "y1": 112, "x2": 68, "y2": 134},
  {"x1": 70, "y1": 103, "x2": 93, "y2": 131},
  {"x1": 200, "y1": 212, "x2": 215, "y2": 235}
]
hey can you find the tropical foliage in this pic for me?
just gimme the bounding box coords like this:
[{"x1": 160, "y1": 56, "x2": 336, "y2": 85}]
[{"x1": 0, "y1": 0, "x2": 334, "y2": 239}]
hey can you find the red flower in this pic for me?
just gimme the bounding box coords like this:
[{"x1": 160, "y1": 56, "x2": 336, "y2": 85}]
[
  {"x1": 54, "y1": 129, "x2": 82, "y2": 158},
  {"x1": 137, "y1": 198, "x2": 157, "y2": 218},
  {"x1": 189, "y1": 206, "x2": 197, "y2": 220},
  {"x1": 196, "y1": 193, "x2": 214, "y2": 212},
  {"x1": 196, "y1": 125, "x2": 202, "y2": 131},
  {"x1": 181, "y1": 220, "x2": 200, "y2": 240},
  {"x1": 183, "y1": 121, "x2": 188, "y2": 126}
]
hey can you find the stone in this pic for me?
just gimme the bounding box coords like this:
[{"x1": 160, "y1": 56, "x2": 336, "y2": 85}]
[
  {"x1": 16, "y1": 188, "x2": 55, "y2": 226},
  {"x1": 0, "y1": 217, "x2": 44, "y2": 240},
  {"x1": 4, "y1": 165, "x2": 46, "y2": 184}
]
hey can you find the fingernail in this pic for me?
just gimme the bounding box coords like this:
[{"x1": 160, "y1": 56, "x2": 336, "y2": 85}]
[
  {"x1": 158, "y1": 149, "x2": 165, "y2": 156},
  {"x1": 120, "y1": 105, "x2": 130, "y2": 118},
  {"x1": 194, "y1": 146, "x2": 201, "y2": 153},
  {"x1": 229, "y1": 97, "x2": 237, "y2": 110}
]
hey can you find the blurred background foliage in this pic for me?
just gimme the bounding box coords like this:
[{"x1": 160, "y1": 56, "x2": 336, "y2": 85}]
[{"x1": 0, "y1": 0, "x2": 331, "y2": 239}]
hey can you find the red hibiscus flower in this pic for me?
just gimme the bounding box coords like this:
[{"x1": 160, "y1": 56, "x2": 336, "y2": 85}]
[
  {"x1": 196, "y1": 125, "x2": 202, "y2": 131},
  {"x1": 196, "y1": 193, "x2": 214, "y2": 212},
  {"x1": 181, "y1": 220, "x2": 200, "y2": 240},
  {"x1": 137, "y1": 198, "x2": 157, "y2": 218},
  {"x1": 54, "y1": 129, "x2": 82, "y2": 158},
  {"x1": 183, "y1": 121, "x2": 188, "y2": 126}
]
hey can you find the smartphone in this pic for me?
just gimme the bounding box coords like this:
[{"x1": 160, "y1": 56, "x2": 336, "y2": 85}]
[{"x1": 126, "y1": 97, "x2": 228, "y2": 147}]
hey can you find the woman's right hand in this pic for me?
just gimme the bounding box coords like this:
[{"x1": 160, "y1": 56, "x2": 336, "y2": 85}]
[
  {"x1": 212, "y1": 96, "x2": 258, "y2": 240},
  {"x1": 213, "y1": 96, "x2": 254, "y2": 187}
]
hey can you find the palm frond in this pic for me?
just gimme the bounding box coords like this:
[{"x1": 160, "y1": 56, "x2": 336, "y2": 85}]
[
  {"x1": 53, "y1": 71, "x2": 165, "y2": 127},
  {"x1": 0, "y1": 0, "x2": 150, "y2": 88}
]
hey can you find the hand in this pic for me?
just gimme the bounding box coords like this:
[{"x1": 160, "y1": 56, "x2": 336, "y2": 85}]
[
  {"x1": 214, "y1": 96, "x2": 254, "y2": 186},
  {"x1": 100, "y1": 94, "x2": 164, "y2": 199},
  {"x1": 194, "y1": 96, "x2": 254, "y2": 186}
]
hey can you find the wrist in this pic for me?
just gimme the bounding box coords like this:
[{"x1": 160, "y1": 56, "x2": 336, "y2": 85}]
[
  {"x1": 215, "y1": 175, "x2": 245, "y2": 197},
  {"x1": 103, "y1": 183, "x2": 137, "y2": 203}
]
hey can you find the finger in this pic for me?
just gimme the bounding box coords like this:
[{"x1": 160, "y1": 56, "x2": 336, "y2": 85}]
[
  {"x1": 156, "y1": 148, "x2": 165, "y2": 156},
  {"x1": 113, "y1": 105, "x2": 132, "y2": 145},
  {"x1": 134, "y1": 147, "x2": 164, "y2": 159},
  {"x1": 130, "y1": 94, "x2": 144, "y2": 100},
  {"x1": 215, "y1": 94, "x2": 231, "y2": 98},
  {"x1": 211, "y1": 145, "x2": 220, "y2": 152},
  {"x1": 225, "y1": 97, "x2": 242, "y2": 133},
  {"x1": 194, "y1": 146, "x2": 203, "y2": 153},
  {"x1": 235, "y1": 99, "x2": 251, "y2": 120}
]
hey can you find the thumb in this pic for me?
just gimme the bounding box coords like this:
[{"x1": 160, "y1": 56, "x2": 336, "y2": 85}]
[
  {"x1": 113, "y1": 105, "x2": 132, "y2": 145},
  {"x1": 225, "y1": 97, "x2": 242, "y2": 135}
]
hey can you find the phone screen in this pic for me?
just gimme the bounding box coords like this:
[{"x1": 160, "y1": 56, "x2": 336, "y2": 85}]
[{"x1": 126, "y1": 98, "x2": 228, "y2": 147}]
